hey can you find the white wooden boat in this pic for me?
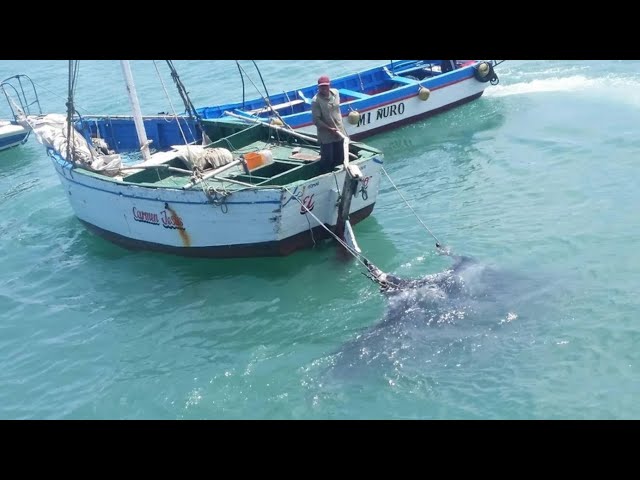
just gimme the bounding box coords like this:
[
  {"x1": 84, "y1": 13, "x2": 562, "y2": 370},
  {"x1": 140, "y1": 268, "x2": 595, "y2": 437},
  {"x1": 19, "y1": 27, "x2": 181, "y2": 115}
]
[{"x1": 27, "y1": 62, "x2": 383, "y2": 258}]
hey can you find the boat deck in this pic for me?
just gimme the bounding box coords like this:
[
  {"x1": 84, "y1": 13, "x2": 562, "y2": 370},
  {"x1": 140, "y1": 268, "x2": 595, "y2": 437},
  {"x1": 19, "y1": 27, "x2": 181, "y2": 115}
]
[{"x1": 116, "y1": 141, "x2": 325, "y2": 190}]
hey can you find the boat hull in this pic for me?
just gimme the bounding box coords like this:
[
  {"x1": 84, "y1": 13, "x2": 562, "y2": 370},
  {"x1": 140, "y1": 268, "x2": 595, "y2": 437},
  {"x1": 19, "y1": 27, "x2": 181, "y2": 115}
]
[
  {"x1": 343, "y1": 90, "x2": 484, "y2": 141},
  {"x1": 79, "y1": 203, "x2": 375, "y2": 257},
  {"x1": 51, "y1": 152, "x2": 383, "y2": 258},
  {"x1": 0, "y1": 122, "x2": 30, "y2": 151},
  {"x1": 297, "y1": 77, "x2": 487, "y2": 140}
]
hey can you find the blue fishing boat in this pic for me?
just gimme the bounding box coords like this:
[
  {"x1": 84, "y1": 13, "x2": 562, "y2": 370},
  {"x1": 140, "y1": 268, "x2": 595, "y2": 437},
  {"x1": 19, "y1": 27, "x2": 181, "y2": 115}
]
[{"x1": 196, "y1": 60, "x2": 504, "y2": 140}]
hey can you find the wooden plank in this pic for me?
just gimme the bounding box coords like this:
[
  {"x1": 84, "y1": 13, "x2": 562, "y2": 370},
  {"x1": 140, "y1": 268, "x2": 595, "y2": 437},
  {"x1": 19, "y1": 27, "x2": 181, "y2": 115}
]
[
  {"x1": 247, "y1": 99, "x2": 304, "y2": 115},
  {"x1": 390, "y1": 75, "x2": 417, "y2": 85},
  {"x1": 338, "y1": 88, "x2": 370, "y2": 100},
  {"x1": 290, "y1": 152, "x2": 320, "y2": 162}
]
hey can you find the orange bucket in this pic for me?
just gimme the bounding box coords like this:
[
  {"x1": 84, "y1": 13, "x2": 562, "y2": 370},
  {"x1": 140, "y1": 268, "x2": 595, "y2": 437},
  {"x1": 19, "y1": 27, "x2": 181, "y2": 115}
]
[{"x1": 244, "y1": 150, "x2": 274, "y2": 170}]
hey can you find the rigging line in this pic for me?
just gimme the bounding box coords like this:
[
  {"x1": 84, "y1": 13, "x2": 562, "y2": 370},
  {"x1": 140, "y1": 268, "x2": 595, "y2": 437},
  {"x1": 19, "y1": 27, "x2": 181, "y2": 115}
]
[
  {"x1": 65, "y1": 61, "x2": 73, "y2": 163},
  {"x1": 381, "y1": 166, "x2": 442, "y2": 248},
  {"x1": 250, "y1": 60, "x2": 270, "y2": 102},
  {"x1": 154, "y1": 61, "x2": 196, "y2": 141},
  {"x1": 165, "y1": 60, "x2": 197, "y2": 118},
  {"x1": 165, "y1": 60, "x2": 211, "y2": 144},
  {"x1": 234, "y1": 61, "x2": 293, "y2": 130},
  {"x1": 152, "y1": 60, "x2": 193, "y2": 148},
  {"x1": 235, "y1": 61, "x2": 246, "y2": 109},
  {"x1": 65, "y1": 60, "x2": 81, "y2": 164},
  {"x1": 30, "y1": 78, "x2": 91, "y2": 114}
]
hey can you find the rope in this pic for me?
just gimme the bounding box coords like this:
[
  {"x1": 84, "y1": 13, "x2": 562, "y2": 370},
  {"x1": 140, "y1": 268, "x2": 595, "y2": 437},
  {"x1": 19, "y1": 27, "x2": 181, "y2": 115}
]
[
  {"x1": 201, "y1": 182, "x2": 231, "y2": 213},
  {"x1": 30, "y1": 78, "x2": 91, "y2": 114},
  {"x1": 165, "y1": 60, "x2": 211, "y2": 144},
  {"x1": 283, "y1": 184, "x2": 404, "y2": 291},
  {"x1": 251, "y1": 60, "x2": 271, "y2": 100},
  {"x1": 65, "y1": 61, "x2": 80, "y2": 165},
  {"x1": 381, "y1": 166, "x2": 443, "y2": 248},
  {"x1": 236, "y1": 61, "x2": 246, "y2": 109},
  {"x1": 234, "y1": 61, "x2": 293, "y2": 130},
  {"x1": 332, "y1": 171, "x2": 341, "y2": 193},
  {"x1": 282, "y1": 185, "x2": 372, "y2": 271},
  {"x1": 153, "y1": 60, "x2": 193, "y2": 147}
]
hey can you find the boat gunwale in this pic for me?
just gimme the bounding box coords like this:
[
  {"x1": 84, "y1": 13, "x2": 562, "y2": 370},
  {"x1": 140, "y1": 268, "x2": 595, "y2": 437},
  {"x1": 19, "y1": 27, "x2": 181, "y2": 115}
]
[{"x1": 47, "y1": 145, "x2": 382, "y2": 193}]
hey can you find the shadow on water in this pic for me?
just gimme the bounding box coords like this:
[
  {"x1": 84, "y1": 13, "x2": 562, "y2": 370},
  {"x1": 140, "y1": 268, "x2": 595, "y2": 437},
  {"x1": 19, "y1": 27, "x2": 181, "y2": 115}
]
[{"x1": 72, "y1": 215, "x2": 397, "y2": 286}]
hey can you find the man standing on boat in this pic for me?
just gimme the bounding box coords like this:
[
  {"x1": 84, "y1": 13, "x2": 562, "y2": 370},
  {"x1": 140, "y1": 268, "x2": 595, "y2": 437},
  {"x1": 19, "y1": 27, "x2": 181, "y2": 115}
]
[{"x1": 311, "y1": 75, "x2": 349, "y2": 171}]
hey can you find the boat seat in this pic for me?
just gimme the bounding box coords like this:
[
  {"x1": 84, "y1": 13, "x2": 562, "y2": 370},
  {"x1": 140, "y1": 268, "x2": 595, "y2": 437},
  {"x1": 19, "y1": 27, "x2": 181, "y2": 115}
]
[
  {"x1": 390, "y1": 75, "x2": 417, "y2": 85},
  {"x1": 383, "y1": 66, "x2": 419, "y2": 85},
  {"x1": 338, "y1": 88, "x2": 370, "y2": 100},
  {"x1": 297, "y1": 90, "x2": 312, "y2": 104},
  {"x1": 247, "y1": 98, "x2": 304, "y2": 115}
]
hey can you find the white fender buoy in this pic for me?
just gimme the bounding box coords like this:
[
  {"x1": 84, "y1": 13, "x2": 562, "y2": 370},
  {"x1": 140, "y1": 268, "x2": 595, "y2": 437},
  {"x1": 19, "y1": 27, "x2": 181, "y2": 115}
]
[
  {"x1": 418, "y1": 86, "x2": 430, "y2": 101},
  {"x1": 348, "y1": 110, "x2": 361, "y2": 125},
  {"x1": 473, "y1": 61, "x2": 495, "y2": 83},
  {"x1": 270, "y1": 117, "x2": 283, "y2": 126}
]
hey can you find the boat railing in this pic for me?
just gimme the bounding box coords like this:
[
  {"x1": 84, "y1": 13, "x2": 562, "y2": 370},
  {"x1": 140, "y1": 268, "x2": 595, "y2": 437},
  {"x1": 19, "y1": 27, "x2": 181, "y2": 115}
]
[{"x1": 1, "y1": 74, "x2": 43, "y2": 121}]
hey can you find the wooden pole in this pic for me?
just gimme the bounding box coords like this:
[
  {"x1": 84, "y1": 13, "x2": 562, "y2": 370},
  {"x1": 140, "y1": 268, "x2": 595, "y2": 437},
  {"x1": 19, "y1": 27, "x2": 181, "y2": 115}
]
[
  {"x1": 120, "y1": 61, "x2": 151, "y2": 162},
  {"x1": 334, "y1": 131, "x2": 361, "y2": 246}
]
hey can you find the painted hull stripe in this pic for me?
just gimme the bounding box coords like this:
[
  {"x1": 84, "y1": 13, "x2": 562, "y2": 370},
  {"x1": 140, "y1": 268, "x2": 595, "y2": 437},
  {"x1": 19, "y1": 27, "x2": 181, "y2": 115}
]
[{"x1": 297, "y1": 89, "x2": 484, "y2": 130}]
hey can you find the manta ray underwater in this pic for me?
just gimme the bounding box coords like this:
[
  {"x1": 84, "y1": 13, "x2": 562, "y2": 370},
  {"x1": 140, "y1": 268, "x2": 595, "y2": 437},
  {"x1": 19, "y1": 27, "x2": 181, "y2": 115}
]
[
  {"x1": 315, "y1": 244, "x2": 537, "y2": 388},
  {"x1": 300, "y1": 170, "x2": 541, "y2": 392}
]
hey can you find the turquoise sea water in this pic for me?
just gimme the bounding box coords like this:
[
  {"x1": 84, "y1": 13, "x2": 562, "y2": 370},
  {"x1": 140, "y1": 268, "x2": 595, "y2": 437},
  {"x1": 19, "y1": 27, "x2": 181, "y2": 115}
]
[{"x1": 0, "y1": 60, "x2": 638, "y2": 419}]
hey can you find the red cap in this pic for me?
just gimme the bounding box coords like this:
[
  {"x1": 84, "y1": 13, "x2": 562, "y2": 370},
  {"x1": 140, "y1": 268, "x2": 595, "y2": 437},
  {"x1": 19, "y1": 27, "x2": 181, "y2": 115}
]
[{"x1": 317, "y1": 75, "x2": 330, "y2": 86}]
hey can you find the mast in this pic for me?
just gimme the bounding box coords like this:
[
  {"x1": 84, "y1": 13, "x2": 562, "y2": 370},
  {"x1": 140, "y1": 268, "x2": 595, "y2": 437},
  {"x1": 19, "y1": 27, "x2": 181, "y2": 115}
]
[
  {"x1": 120, "y1": 60, "x2": 151, "y2": 161},
  {"x1": 165, "y1": 60, "x2": 211, "y2": 144}
]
